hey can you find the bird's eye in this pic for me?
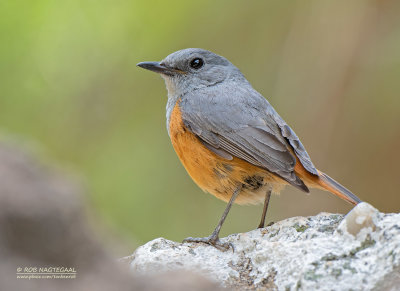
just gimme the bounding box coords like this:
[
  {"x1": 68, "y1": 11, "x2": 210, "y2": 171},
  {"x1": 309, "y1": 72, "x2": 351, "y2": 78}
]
[{"x1": 190, "y1": 58, "x2": 204, "y2": 69}]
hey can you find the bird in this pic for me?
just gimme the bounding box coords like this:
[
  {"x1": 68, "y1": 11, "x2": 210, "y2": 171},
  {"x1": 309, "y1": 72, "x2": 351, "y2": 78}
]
[{"x1": 137, "y1": 48, "x2": 361, "y2": 250}]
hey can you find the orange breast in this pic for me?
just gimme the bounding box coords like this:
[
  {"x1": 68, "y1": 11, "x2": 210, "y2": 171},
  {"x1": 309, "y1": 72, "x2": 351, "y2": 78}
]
[{"x1": 168, "y1": 102, "x2": 285, "y2": 205}]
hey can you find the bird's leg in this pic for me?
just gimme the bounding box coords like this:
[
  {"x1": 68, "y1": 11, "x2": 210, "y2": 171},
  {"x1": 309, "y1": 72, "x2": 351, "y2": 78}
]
[
  {"x1": 258, "y1": 189, "x2": 272, "y2": 229},
  {"x1": 183, "y1": 185, "x2": 242, "y2": 251}
]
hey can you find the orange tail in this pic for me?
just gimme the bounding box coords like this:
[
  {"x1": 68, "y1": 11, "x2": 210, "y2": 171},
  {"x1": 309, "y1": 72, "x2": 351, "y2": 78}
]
[
  {"x1": 316, "y1": 170, "x2": 361, "y2": 205},
  {"x1": 293, "y1": 155, "x2": 361, "y2": 205}
]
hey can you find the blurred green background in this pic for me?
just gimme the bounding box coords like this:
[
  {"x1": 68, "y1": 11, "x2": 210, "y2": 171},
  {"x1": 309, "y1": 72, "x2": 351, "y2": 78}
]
[{"x1": 1, "y1": 0, "x2": 399, "y2": 253}]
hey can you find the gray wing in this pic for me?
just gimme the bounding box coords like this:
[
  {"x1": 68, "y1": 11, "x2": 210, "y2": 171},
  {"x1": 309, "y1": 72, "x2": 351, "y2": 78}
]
[{"x1": 179, "y1": 84, "x2": 318, "y2": 192}]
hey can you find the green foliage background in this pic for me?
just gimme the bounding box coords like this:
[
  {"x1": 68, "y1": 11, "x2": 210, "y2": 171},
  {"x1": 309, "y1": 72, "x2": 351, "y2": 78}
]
[{"x1": 1, "y1": 0, "x2": 399, "y2": 251}]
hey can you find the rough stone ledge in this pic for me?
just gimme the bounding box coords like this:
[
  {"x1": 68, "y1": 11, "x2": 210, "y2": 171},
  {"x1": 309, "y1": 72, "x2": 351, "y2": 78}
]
[{"x1": 128, "y1": 202, "x2": 400, "y2": 291}]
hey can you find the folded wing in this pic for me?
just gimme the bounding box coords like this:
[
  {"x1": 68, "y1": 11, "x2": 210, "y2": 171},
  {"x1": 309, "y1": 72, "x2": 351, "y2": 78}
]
[{"x1": 179, "y1": 85, "x2": 319, "y2": 192}]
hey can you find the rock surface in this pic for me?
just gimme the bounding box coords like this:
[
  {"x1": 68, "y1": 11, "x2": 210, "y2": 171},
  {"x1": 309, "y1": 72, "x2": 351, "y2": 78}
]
[{"x1": 129, "y1": 203, "x2": 400, "y2": 291}]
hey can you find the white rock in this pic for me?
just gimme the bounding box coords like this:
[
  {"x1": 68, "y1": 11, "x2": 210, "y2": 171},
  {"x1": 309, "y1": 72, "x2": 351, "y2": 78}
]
[
  {"x1": 128, "y1": 203, "x2": 400, "y2": 291},
  {"x1": 336, "y1": 202, "x2": 379, "y2": 238}
]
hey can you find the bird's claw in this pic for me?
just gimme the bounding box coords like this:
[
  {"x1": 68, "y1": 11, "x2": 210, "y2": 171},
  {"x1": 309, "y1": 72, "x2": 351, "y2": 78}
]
[
  {"x1": 258, "y1": 221, "x2": 275, "y2": 229},
  {"x1": 183, "y1": 236, "x2": 233, "y2": 252}
]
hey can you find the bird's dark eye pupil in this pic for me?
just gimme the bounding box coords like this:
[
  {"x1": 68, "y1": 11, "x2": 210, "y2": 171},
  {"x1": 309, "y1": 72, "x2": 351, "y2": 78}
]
[{"x1": 190, "y1": 58, "x2": 204, "y2": 69}]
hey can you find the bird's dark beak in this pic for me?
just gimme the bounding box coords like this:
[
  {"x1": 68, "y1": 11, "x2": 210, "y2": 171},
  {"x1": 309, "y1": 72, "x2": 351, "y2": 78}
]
[{"x1": 136, "y1": 61, "x2": 184, "y2": 76}]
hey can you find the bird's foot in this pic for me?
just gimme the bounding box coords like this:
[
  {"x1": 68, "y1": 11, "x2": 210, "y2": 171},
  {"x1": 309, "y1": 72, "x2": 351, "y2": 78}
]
[
  {"x1": 258, "y1": 221, "x2": 275, "y2": 229},
  {"x1": 183, "y1": 235, "x2": 233, "y2": 251}
]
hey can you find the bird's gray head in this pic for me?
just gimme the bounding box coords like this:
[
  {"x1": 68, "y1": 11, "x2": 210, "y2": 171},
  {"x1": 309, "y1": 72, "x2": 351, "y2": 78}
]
[{"x1": 137, "y1": 48, "x2": 246, "y2": 97}]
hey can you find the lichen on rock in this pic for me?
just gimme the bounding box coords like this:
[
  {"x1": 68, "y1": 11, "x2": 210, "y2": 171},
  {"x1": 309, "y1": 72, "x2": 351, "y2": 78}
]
[{"x1": 128, "y1": 203, "x2": 400, "y2": 291}]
